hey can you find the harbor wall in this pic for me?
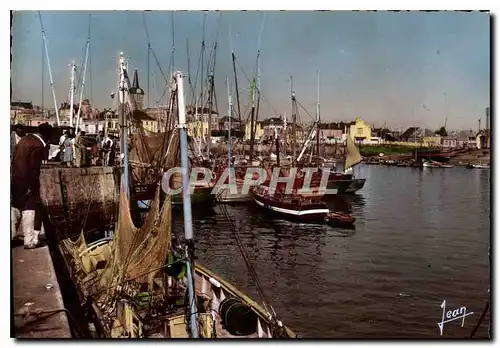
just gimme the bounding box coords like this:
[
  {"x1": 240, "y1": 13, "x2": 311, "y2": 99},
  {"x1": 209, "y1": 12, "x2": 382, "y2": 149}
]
[{"x1": 40, "y1": 166, "x2": 119, "y2": 242}]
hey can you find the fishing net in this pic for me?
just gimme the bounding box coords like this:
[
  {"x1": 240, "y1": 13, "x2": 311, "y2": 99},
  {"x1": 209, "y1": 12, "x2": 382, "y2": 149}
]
[{"x1": 128, "y1": 110, "x2": 176, "y2": 185}]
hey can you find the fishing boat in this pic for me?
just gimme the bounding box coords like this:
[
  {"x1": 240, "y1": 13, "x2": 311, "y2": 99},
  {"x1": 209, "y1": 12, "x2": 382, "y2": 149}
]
[
  {"x1": 288, "y1": 72, "x2": 365, "y2": 195},
  {"x1": 472, "y1": 163, "x2": 490, "y2": 169},
  {"x1": 212, "y1": 76, "x2": 253, "y2": 203},
  {"x1": 324, "y1": 133, "x2": 366, "y2": 193},
  {"x1": 58, "y1": 57, "x2": 295, "y2": 339},
  {"x1": 252, "y1": 184, "x2": 329, "y2": 222},
  {"x1": 422, "y1": 160, "x2": 454, "y2": 168}
]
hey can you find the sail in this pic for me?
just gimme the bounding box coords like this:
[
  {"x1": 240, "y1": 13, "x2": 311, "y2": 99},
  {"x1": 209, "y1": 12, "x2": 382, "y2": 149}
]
[{"x1": 344, "y1": 134, "x2": 363, "y2": 169}]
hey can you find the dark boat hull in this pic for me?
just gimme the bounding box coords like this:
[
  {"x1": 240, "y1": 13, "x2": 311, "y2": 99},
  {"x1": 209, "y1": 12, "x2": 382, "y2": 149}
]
[
  {"x1": 252, "y1": 190, "x2": 329, "y2": 222},
  {"x1": 326, "y1": 178, "x2": 366, "y2": 194}
]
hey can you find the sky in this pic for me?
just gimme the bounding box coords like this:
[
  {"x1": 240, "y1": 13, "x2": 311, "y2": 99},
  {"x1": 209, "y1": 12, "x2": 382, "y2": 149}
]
[{"x1": 10, "y1": 10, "x2": 490, "y2": 130}]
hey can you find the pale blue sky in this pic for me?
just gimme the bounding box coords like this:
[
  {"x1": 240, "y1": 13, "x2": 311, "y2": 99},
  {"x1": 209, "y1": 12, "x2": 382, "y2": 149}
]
[{"x1": 11, "y1": 11, "x2": 490, "y2": 130}]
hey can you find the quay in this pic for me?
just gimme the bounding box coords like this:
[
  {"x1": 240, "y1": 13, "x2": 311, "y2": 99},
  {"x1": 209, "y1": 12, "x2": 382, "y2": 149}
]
[
  {"x1": 12, "y1": 245, "x2": 71, "y2": 338},
  {"x1": 12, "y1": 166, "x2": 118, "y2": 338}
]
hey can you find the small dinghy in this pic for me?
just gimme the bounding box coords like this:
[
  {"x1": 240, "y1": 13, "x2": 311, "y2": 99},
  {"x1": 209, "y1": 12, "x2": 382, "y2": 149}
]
[{"x1": 324, "y1": 211, "x2": 356, "y2": 227}]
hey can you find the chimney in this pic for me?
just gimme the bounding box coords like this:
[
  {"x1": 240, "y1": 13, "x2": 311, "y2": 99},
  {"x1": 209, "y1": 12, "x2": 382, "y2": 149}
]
[{"x1": 478, "y1": 118, "x2": 481, "y2": 133}]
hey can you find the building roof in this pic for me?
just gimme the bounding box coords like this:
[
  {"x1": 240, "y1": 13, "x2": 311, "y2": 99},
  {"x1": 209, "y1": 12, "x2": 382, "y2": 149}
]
[
  {"x1": 219, "y1": 116, "x2": 240, "y2": 123},
  {"x1": 11, "y1": 101, "x2": 33, "y2": 109},
  {"x1": 399, "y1": 127, "x2": 419, "y2": 139},
  {"x1": 59, "y1": 102, "x2": 80, "y2": 112},
  {"x1": 321, "y1": 121, "x2": 355, "y2": 130}
]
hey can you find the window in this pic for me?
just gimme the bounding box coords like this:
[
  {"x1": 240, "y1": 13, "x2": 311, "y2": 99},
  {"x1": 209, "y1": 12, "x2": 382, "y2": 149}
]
[{"x1": 357, "y1": 127, "x2": 363, "y2": 135}]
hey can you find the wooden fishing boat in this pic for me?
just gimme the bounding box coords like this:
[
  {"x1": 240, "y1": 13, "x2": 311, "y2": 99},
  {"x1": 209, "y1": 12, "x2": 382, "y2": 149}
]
[
  {"x1": 472, "y1": 163, "x2": 490, "y2": 169},
  {"x1": 423, "y1": 160, "x2": 454, "y2": 168},
  {"x1": 252, "y1": 185, "x2": 329, "y2": 222},
  {"x1": 58, "y1": 60, "x2": 295, "y2": 339}
]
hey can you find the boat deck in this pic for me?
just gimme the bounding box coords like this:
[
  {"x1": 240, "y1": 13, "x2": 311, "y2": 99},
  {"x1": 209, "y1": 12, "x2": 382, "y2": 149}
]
[{"x1": 12, "y1": 245, "x2": 72, "y2": 338}]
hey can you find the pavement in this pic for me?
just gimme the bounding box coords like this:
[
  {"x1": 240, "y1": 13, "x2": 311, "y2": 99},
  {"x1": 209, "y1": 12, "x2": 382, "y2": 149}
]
[{"x1": 12, "y1": 245, "x2": 72, "y2": 339}]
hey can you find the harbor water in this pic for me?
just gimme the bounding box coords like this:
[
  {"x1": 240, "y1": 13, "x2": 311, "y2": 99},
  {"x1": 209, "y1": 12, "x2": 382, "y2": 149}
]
[{"x1": 172, "y1": 164, "x2": 491, "y2": 338}]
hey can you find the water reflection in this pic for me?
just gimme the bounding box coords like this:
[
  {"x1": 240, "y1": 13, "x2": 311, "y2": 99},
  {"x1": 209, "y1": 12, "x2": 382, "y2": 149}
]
[{"x1": 170, "y1": 166, "x2": 489, "y2": 338}]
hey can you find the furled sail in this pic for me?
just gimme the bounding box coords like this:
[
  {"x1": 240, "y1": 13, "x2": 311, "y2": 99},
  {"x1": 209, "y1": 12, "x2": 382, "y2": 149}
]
[{"x1": 344, "y1": 133, "x2": 363, "y2": 169}]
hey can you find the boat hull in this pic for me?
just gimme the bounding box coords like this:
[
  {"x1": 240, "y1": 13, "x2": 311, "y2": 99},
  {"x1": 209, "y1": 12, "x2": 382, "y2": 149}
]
[
  {"x1": 252, "y1": 190, "x2": 329, "y2": 222},
  {"x1": 326, "y1": 178, "x2": 365, "y2": 194},
  {"x1": 172, "y1": 186, "x2": 215, "y2": 206}
]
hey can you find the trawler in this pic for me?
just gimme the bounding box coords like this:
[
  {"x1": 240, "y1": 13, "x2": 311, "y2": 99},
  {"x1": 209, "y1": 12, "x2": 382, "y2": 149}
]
[{"x1": 58, "y1": 54, "x2": 295, "y2": 338}]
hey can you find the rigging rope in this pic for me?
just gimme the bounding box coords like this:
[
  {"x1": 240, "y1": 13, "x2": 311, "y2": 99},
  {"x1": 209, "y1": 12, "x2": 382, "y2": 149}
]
[
  {"x1": 214, "y1": 196, "x2": 278, "y2": 323},
  {"x1": 233, "y1": 56, "x2": 281, "y2": 120}
]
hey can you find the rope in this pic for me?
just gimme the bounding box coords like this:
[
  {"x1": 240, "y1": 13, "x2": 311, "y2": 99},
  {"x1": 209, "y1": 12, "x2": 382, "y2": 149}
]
[{"x1": 213, "y1": 195, "x2": 278, "y2": 322}]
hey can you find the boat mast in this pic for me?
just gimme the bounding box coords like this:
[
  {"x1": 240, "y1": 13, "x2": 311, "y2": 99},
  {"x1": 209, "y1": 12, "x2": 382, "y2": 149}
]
[
  {"x1": 253, "y1": 14, "x2": 265, "y2": 145},
  {"x1": 275, "y1": 126, "x2": 280, "y2": 167},
  {"x1": 173, "y1": 71, "x2": 199, "y2": 338},
  {"x1": 227, "y1": 75, "x2": 232, "y2": 169},
  {"x1": 249, "y1": 79, "x2": 256, "y2": 159},
  {"x1": 118, "y1": 52, "x2": 130, "y2": 199},
  {"x1": 200, "y1": 13, "x2": 206, "y2": 156},
  {"x1": 69, "y1": 61, "x2": 76, "y2": 128},
  {"x1": 229, "y1": 25, "x2": 242, "y2": 132},
  {"x1": 38, "y1": 11, "x2": 60, "y2": 126},
  {"x1": 291, "y1": 76, "x2": 297, "y2": 162},
  {"x1": 316, "y1": 70, "x2": 320, "y2": 162},
  {"x1": 75, "y1": 16, "x2": 91, "y2": 131}
]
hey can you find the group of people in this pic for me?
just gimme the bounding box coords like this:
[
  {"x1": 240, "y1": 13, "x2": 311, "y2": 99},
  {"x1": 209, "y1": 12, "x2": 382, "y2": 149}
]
[
  {"x1": 10, "y1": 123, "x2": 121, "y2": 249},
  {"x1": 58, "y1": 128, "x2": 86, "y2": 167},
  {"x1": 58, "y1": 129, "x2": 118, "y2": 167},
  {"x1": 95, "y1": 131, "x2": 118, "y2": 167}
]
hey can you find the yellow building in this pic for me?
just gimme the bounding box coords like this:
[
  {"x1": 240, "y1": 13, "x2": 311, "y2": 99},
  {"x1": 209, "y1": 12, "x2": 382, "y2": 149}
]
[
  {"x1": 422, "y1": 136, "x2": 442, "y2": 147},
  {"x1": 104, "y1": 110, "x2": 159, "y2": 135},
  {"x1": 244, "y1": 121, "x2": 264, "y2": 141},
  {"x1": 187, "y1": 120, "x2": 208, "y2": 138},
  {"x1": 349, "y1": 117, "x2": 372, "y2": 142}
]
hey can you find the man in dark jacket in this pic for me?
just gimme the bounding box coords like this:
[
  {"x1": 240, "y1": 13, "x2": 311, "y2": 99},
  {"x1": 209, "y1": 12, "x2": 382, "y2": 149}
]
[{"x1": 11, "y1": 123, "x2": 53, "y2": 249}]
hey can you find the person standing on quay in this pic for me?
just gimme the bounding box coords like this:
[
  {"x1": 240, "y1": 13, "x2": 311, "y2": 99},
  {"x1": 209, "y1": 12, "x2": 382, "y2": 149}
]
[
  {"x1": 96, "y1": 130, "x2": 104, "y2": 165},
  {"x1": 61, "y1": 130, "x2": 73, "y2": 167},
  {"x1": 73, "y1": 130, "x2": 86, "y2": 167},
  {"x1": 11, "y1": 123, "x2": 53, "y2": 249}
]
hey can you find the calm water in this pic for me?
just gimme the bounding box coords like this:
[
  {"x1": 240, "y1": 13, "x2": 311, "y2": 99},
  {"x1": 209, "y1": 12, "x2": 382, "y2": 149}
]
[{"x1": 172, "y1": 165, "x2": 491, "y2": 338}]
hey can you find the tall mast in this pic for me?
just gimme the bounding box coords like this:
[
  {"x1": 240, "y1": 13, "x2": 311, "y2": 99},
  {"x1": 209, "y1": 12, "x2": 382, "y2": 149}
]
[
  {"x1": 206, "y1": 32, "x2": 219, "y2": 157},
  {"x1": 173, "y1": 71, "x2": 199, "y2": 338},
  {"x1": 171, "y1": 11, "x2": 175, "y2": 74},
  {"x1": 38, "y1": 11, "x2": 60, "y2": 125},
  {"x1": 249, "y1": 79, "x2": 256, "y2": 159},
  {"x1": 69, "y1": 61, "x2": 76, "y2": 128},
  {"x1": 229, "y1": 25, "x2": 242, "y2": 132},
  {"x1": 75, "y1": 16, "x2": 91, "y2": 131},
  {"x1": 206, "y1": 74, "x2": 214, "y2": 156},
  {"x1": 253, "y1": 14, "x2": 265, "y2": 142},
  {"x1": 41, "y1": 32, "x2": 44, "y2": 114},
  {"x1": 200, "y1": 12, "x2": 206, "y2": 144},
  {"x1": 290, "y1": 76, "x2": 297, "y2": 162},
  {"x1": 118, "y1": 52, "x2": 130, "y2": 200},
  {"x1": 227, "y1": 75, "x2": 232, "y2": 169},
  {"x1": 316, "y1": 70, "x2": 320, "y2": 161}
]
